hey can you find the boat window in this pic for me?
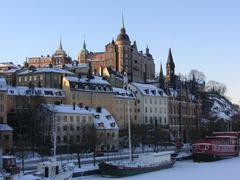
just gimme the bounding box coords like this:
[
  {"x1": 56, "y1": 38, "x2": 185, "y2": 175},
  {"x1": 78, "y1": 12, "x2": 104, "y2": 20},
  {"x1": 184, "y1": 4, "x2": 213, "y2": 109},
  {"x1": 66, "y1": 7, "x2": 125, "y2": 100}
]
[
  {"x1": 45, "y1": 167, "x2": 49, "y2": 177},
  {"x1": 56, "y1": 166, "x2": 59, "y2": 175}
]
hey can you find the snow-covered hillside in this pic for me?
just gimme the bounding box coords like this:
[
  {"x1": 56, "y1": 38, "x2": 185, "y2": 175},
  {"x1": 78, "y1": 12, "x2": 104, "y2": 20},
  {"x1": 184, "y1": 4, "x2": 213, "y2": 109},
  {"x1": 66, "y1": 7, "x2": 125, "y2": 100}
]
[{"x1": 208, "y1": 94, "x2": 237, "y2": 121}]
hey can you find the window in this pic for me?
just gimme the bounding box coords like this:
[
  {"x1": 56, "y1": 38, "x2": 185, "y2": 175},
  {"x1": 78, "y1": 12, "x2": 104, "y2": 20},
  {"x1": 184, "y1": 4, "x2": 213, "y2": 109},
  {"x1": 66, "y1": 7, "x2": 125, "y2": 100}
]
[
  {"x1": 106, "y1": 115, "x2": 111, "y2": 120},
  {"x1": 70, "y1": 116, "x2": 73, "y2": 122},
  {"x1": 64, "y1": 116, "x2": 67, "y2": 122},
  {"x1": 57, "y1": 136, "x2": 61, "y2": 143},
  {"x1": 110, "y1": 123, "x2": 115, "y2": 127},
  {"x1": 57, "y1": 116, "x2": 61, "y2": 122},
  {"x1": 34, "y1": 76, "x2": 37, "y2": 81},
  {"x1": 29, "y1": 76, "x2": 32, "y2": 81},
  {"x1": 0, "y1": 95, "x2": 4, "y2": 101},
  {"x1": 18, "y1": 77, "x2": 21, "y2": 82},
  {"x1": 164, "y1": 117, "x2": 167, "y2": 124},
  {"x1": 82, "y1": 116, "x2": 86, "y2": 123},
  {"x1": 76, "y1": 135, "x2": 80, "y2": 142},
  {"x1": 76, "y1": 116, "x2": 80, "y2": 122},
  {"x1": 94, "y1": 115, "x2": 100, "y2": 119},
  {"x1": 25, "y1": 76, "x2": 27, "y2": 81},
  {"x1": 63, "y1": 136, "x2": 68, "y2": 143},
  {"x1": 145, "y1": 107, "x2": 147, "y2": 113},
  {"x1": 145, "y1": 116, "x2": 148, "y2": 123},
  {"x1": 40, "y1": 75, "x2": 43, "y2": 80},
  {"x1": 98, "y1": 122, "x2": 104, "y2": 127},
  {"x1": 159, "y1": 117, "x2": 162, "y2": 124},
  {"x1": 0, "y1": 105, "x2": 4, "y2": 112},
  {"x1": 4, "y1": 135, "x2": 9, "y2": 140},
  {"x1": 88, "y1": 116, "x2": 92, "y2": 122}
]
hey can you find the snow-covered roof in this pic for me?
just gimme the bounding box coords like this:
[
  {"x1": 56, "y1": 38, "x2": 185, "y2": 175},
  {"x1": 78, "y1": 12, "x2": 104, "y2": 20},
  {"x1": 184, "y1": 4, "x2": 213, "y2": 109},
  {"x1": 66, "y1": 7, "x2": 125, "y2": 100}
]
[
  {"x1": 17, "y1": 67, "x2": 74, "y2": 75},
  {"x1": 0, "y1": 124, "x2": 13, "y2": 131},
  {"x1": 44, "y1": 104, "x2": 92, "y2": 115},
  {"x1": 112, "y1": 87, "x2": 135, "y2": 99},
  {"x1": 64, "y1": 63, "x2": 89, "y2": 69},
  {"x1": 7, "y1": 86, "x2": 65, "y2": 97},
  {"x1": 131, "y1": 82, "x2": 168, "y2": 97},
  {"x1": 66, "y1": 76, "x2": 110, "y2": 86},
  {"x1": 89, "y1": 108, "x2": 118, "y2": 130},
  {"x1": 0, "y1": 62, "x2": 20, "y2": 69},
  {"x1": 44, "y1": 104, "x2": 118, "y2": 130}
]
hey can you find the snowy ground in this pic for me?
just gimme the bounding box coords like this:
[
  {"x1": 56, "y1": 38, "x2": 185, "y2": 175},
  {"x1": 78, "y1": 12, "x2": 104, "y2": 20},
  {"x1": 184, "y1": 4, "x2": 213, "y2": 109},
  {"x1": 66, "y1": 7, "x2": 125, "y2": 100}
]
[{"x1": 74, "y1": 157, "x2": 240, "y2": 180}]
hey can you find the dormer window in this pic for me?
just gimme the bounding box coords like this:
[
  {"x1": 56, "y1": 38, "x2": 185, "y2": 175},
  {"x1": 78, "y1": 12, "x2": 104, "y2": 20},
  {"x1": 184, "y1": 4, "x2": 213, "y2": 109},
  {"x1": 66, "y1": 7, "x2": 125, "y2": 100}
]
[
  {"x1": 84, "y1": 85, "x2": 89, "y2": 90},
  {"x1": 95, "y1": 115, "x2": 100, "y2": 119},
  {"x1": 98, "y1": 122, "x2": 104, "y2": 127},
  {"x1": 159, "y1": 91, "x2": 163, "y2": 96},
  {"x1": 106, "y1": 115, "x2": 111, "y2": 120},
  {"x1": 144, "y1": 89, "x2": 149, "y2": 94},
  {"x1": 110, "y1": 123, "x2": 115, "y2": 127},
  {"x1": 151, "y1": 90, "x2": 156, "y2": 95}
]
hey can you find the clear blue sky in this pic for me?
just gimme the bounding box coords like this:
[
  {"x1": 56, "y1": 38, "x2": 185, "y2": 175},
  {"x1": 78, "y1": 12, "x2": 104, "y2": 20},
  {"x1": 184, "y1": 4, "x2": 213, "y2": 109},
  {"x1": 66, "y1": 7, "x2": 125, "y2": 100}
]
[{"x1": 0, "y1": 0, "x2": 239, "y2": 104}]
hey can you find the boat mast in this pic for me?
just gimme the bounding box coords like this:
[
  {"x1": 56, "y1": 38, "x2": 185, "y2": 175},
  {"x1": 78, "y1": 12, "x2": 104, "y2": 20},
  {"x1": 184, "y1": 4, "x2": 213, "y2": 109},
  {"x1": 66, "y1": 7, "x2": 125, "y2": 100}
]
[
  {"x1": 53, "y1": 111, "x2": 57, "y2": 157},
  {"x1": 128, "y1": 100, "x2": 133, "y2": 161}
]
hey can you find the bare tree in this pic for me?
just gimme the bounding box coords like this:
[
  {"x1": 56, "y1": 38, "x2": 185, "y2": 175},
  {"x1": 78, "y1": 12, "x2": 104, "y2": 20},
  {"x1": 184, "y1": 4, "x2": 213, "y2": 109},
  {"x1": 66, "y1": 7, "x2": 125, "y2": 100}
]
[
  {"x1": 206, "y1": 80, "x2": 227, "y2": 95},
  {"x1": 188, "y1": 69, "x2": 206, "y2": 84}
]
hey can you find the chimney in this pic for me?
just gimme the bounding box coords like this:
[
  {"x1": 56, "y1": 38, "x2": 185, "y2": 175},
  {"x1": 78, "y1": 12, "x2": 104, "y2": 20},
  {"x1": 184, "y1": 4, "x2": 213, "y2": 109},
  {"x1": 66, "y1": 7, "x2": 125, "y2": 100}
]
[
  {"x1": 78, "y1": 103, "x2": 83, "y2": 108},
  {"x1": 73, "y1": 102, "x2": 76, "y2": 110},
  {"x1": 96, "y1": 106, "x2": 102, "y2": 113}
]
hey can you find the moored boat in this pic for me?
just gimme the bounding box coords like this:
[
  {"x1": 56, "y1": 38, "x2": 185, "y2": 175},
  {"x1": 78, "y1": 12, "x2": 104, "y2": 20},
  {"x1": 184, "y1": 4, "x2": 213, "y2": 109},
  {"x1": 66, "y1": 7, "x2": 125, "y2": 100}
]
[
  {"x1": 99, "y1": 151, "x2": 175, "y2": 177},
  {"x1": 192, "y1": 131, "x2": 240, "y2": 162}
]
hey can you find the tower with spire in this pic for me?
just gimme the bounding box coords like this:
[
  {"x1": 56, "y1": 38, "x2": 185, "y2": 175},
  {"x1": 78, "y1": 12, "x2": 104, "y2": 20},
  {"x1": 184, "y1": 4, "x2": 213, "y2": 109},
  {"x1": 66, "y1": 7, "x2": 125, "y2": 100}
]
[
  {"x1": 115, "y1": 14, "x2": 131, "y2": 74},
  {"x1": 52, "y1": 37, "x2": 71, "y2": 67},
  {"x1": 77, "y1": 38, "x2": 89, "y2": 64},
  {"x1": 165, "y1": 48, "x2": 176, "y2": 87},
  {"x1": 159, "y1": 62, "x2": 165, "y2": 89}
]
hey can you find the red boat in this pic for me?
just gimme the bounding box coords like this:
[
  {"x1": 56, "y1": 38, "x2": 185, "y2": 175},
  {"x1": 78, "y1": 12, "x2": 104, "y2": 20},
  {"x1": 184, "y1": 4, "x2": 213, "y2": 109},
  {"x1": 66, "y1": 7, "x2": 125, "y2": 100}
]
[{"x1": 192, "y1": 132, "x2": 240, "y2": 162}]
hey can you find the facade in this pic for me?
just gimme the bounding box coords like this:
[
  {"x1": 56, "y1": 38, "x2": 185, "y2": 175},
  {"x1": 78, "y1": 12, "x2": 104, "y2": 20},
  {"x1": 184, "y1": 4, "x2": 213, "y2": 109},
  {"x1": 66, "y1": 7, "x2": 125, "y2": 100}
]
[
  {"x1": 127, "y1": 82, "x2": 169, "y2": 126},
  {"x1": 112, "y1": 87, "x2": 137, "y2": 129},
  {"x1": 157, "y1": 48, "x2": 202, "y2": 143},
  {"x1": 63, "y1": 76, "x2": 137, "y2": 130},
  {"x1": 0, "y1": 124, "x2": 13, "y2": 153},
  {"x1": 77, "y1": 17, "x2": 155, "y2": 83},
  {"x1": 0, "y1": 62, "x2": 21, "y2": 86},
  {"x1": 168, "y1": 89, "x2": 202, "y2": 143},
  {"x1": 16, "y1": 67, "x2": 74, "y2": 89},
  {"x1": 39, "y1": 104, "x2": 119, "y2": 152},
  {"x1": 0, "y1": 78, "x2": 8, "y2": 124},
  {"x1": 27, "y1": 40, "x2": 72, "y2": 68},
  {"x1": 62, "y1": 76, "x2": 114, "y2": 111}
]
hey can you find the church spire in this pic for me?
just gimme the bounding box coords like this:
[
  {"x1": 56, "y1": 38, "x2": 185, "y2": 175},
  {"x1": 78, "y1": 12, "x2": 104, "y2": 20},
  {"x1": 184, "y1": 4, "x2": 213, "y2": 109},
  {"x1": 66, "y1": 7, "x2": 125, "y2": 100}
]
[
  {"x1": 122, "y1": 13, "x2": 125, "y2": 29},
  {"x1": 167, "y1": 48, "x2": 174, "y2": 64},
  {"x1": 59, "y1": 36, "x2": 63, "y2": 50},
  {"x1": 160, "y1": 62, "x2": 163, "y2": 77},
  {"x1": 159, "y1": 62, "x2": 165, "y2": 89},
  {"x1": 146, "y1": 45, "x2": 149, "y2": 54},
  {"x1": 83, "y1": 38, "x2": 86, "y2": 50}
]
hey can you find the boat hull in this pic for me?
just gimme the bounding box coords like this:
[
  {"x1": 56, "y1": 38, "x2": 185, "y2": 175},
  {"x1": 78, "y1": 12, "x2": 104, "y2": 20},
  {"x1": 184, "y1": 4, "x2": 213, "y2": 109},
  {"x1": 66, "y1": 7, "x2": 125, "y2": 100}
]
[{"x1": 98, "y1": 160, "x2": 176, "y2": 177}]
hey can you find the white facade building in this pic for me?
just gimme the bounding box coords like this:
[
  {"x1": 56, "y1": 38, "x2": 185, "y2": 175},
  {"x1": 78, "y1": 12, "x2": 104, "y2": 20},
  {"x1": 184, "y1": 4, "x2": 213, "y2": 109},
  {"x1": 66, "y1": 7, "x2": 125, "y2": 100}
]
[
  {"x1": 127, "y1": 83, "x2": 169, "y2": 126},
  {"x1": 39, "y1": 104, "x2": 119, "y2": 152}
]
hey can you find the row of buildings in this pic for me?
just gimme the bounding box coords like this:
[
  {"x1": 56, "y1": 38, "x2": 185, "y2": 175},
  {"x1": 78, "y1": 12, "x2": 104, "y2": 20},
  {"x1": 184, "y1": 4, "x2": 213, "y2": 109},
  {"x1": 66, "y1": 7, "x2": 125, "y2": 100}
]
[{"x1": 0, "y1": 17, "x2": 202, "y2": 154}]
